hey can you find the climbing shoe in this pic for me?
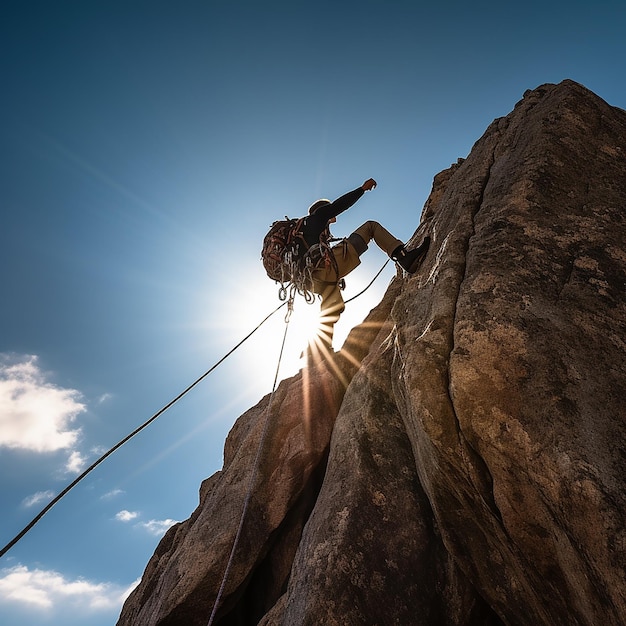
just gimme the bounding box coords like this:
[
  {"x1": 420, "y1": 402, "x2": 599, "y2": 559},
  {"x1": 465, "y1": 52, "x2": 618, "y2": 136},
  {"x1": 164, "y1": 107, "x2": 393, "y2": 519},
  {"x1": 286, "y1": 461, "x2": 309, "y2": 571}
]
[{"x1": 391, "y1": 236, "x2": 431, "y2": 274}]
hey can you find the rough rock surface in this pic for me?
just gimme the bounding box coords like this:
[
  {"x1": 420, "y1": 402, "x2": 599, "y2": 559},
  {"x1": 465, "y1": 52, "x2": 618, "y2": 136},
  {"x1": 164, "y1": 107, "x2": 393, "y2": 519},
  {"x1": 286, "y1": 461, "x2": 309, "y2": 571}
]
[{"x1": 118, "y1": 80, "x2": 626, "y2": 626}]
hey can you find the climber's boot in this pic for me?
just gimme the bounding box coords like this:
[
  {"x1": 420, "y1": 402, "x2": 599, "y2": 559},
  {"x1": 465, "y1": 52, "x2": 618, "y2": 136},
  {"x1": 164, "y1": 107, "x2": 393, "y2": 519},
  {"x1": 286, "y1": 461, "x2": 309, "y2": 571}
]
[{"x1": 391, "y1": 236, "x2": 431, "y2": 274}]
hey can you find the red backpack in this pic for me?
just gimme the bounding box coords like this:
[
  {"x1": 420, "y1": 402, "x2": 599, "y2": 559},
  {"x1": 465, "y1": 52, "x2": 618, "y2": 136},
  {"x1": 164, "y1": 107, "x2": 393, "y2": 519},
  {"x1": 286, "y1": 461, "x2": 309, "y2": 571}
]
[
  {"x1": 261, "y1": 217, "x2": 336, "y2": 302},
  {"x1": 261, "y1": 217, "x2": 307, "y2": 283}
]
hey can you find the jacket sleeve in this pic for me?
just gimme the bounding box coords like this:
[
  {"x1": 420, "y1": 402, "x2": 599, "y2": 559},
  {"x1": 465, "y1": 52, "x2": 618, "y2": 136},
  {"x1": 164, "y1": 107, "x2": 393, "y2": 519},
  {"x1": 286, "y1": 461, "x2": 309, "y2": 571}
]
[{"x1": 316, "y1": 187, "x2": 365, "y2": 221}]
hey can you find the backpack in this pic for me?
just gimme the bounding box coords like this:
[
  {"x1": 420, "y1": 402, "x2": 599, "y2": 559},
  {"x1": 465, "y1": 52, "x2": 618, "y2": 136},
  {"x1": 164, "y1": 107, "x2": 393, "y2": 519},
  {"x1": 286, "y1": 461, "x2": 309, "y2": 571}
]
[
  {"x1": 261, "y1": 217, "x2": 306, "y2": 282},
  {"x1": 261, "y1": 217, "x2": 336, "y2": 302}
]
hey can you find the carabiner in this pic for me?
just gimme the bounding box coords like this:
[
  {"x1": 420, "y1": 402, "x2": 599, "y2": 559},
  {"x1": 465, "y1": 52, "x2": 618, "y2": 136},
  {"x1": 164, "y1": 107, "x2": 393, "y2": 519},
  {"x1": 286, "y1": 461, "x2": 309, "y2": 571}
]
[{"x1": 285, "y1": 297, "x2": 294, "y2": 323}]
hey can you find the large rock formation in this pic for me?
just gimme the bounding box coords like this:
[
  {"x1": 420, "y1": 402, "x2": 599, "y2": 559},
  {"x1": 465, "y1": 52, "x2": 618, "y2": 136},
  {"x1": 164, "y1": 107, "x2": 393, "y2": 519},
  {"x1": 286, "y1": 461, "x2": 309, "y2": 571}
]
[{"x1": 118, "y1": 80, "x2": 626, "y2": 626}]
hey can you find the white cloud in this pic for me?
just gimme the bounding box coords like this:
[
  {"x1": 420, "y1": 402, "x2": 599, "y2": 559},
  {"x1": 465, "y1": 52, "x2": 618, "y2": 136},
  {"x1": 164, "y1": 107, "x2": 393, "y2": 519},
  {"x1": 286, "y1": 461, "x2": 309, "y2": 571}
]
[
  {"x1": 21, "y1": 490, "x2": 55, "y2": 508},
  {"x1": 138, "y1": 519, "x2": 179, "y2": 537},
  {"x1": 114, "y1": 510, "x2": 179, "y2": 536},
  {"x1": 100, "y1": 488, "x2": 124, "y2": 500},
  {"x1": 0, "y1": 354, "x2": 85, "y2": 453},
  {"x1": 0, "y1": 564, "x2": 138, "y2": 612},
  {"x1": 115, "y1": 510, "x2": 139, "y2": 522},
  {"x1": 97, "y1": 392, "x2": 113, "y2": 404},
  {"x1": 65, "y1": 450, "x2": 86, "y2": 474}
]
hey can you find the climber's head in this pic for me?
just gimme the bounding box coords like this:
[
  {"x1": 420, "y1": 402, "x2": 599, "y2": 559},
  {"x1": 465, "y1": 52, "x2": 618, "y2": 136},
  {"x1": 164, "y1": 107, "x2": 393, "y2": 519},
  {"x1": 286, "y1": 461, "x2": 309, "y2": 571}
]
[{"x1": 308, "y1": 199, "x2": 330, "y2": 215}]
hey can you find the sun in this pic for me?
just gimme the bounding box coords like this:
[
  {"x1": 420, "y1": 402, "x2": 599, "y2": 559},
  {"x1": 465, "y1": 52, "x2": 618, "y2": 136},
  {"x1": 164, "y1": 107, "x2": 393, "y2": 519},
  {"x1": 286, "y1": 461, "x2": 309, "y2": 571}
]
[
  {"x1": 214, "y1": 275, "x2": 325, "y2": 383},
  {"x1": 198, "y1": 254, "x2": 395, "y2": 395},
  {"x1": 268, "y1": 293, "x2": 327, "y2": 375}
]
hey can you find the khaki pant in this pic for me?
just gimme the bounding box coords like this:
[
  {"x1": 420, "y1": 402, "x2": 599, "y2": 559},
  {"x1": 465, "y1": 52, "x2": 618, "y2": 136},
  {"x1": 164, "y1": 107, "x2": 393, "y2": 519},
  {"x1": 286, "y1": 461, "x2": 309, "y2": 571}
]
[{"x1": 311, "y1": 221, "x2": 402, "y2": 348}]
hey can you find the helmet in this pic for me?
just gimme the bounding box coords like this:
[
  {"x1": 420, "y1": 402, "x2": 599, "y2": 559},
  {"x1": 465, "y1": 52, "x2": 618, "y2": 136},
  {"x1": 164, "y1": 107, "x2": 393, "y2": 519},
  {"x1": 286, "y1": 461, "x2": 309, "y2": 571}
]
[{"x1": 308, "y1": 199, "x2": 330, "y2": 215}]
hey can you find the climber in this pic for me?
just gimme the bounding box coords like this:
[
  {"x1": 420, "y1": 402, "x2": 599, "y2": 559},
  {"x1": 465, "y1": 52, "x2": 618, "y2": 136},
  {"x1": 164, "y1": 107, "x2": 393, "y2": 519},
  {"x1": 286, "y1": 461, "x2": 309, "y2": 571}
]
[{"x1": 303, "y1": 178, "x2": 430, "y2": 352}]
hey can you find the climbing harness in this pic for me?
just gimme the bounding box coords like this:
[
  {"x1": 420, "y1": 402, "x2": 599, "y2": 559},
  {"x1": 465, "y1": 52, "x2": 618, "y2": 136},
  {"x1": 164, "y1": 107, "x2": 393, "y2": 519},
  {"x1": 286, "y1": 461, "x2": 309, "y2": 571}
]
[
  {"x1": 0, "y1": 260, "x2": 390, "y2": 564},
  {"x1": 207, "y1": 298, "x2": 293, "y2": 626},
  {"x1": 277, "y1": 240, "x2": 339, "y2": 305}
]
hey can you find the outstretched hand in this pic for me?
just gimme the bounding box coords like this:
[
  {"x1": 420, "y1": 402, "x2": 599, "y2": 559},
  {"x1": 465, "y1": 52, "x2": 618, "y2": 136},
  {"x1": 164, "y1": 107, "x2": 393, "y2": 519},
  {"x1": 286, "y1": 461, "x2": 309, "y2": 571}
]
[{"x1": 362, "y1": 178, "x2": 377, "y2": 192}]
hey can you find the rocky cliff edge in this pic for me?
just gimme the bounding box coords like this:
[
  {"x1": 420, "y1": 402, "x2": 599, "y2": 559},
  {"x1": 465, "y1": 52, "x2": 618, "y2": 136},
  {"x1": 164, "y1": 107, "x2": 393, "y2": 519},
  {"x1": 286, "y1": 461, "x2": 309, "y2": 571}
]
[{"x1": 118, "y1": 80, "x2": 626, "y2": 626}]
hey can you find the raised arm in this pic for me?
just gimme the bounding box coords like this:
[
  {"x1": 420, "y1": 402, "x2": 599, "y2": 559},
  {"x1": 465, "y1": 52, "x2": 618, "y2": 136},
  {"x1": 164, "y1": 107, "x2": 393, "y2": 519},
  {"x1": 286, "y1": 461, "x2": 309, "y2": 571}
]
[{"x1": 315, "y1": 178, "x2": 377, "y2": 222}]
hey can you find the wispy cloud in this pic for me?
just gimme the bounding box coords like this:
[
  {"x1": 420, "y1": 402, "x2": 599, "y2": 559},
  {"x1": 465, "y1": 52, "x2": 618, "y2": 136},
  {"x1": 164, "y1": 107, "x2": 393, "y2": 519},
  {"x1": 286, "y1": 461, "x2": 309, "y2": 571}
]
[
  {"x1": 21, "y1": 490, "x2": 55, "y2": 508},
  {"x1": 101, "y1": 489, "x2": 124, "y2": 500},
  {"x1": 137, "y1": 519, "x2": 179, "y2": 537},
  {"x1": 114, "y1": 509, "x2": 179, "y2": 536},
  {"x1": 97, "y1": 392, "x2": 113, "y2": 404},
  {"x1": 0, "y1": 564, "x2": 138, "y2": 612},
  {"x1": 115, "y1": 510, "x2": 139, "y2": 522},
  {"x1": 0, "y1": 354, "x2": 85, "y2": 453}
]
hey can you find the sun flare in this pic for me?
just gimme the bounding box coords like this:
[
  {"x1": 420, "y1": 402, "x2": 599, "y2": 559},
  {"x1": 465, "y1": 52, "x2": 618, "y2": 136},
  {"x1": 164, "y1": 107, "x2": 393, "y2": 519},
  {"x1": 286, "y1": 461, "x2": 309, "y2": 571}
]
[
  {"x1": 217, "y1": 276, "x2": 326, "y2": 382},
  {"x1": 205, "y1": 256, "x2": 395, "y2": 393}
]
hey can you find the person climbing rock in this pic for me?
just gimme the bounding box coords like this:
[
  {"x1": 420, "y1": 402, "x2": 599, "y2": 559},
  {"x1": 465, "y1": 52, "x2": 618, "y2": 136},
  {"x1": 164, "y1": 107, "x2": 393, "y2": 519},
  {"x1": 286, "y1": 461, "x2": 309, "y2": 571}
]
[{"x1": 303, "y1": 178, "x2": 430, "y2": 351}]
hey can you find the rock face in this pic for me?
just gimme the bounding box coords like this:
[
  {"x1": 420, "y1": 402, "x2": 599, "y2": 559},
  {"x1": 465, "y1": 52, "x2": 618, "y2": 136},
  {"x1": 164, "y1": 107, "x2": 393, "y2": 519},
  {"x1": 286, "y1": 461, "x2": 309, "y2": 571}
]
[{"x1": 118, "y1": 80, "x2": 626, "y2": 626}]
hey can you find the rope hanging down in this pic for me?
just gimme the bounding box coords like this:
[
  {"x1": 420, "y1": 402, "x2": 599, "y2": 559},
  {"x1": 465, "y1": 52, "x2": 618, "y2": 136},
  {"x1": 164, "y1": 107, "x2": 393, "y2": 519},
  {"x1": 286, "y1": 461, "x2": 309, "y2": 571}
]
[
  {"x1": 205, "y1": 260, "x2": 391, "y2": 623},
  {"x1": 207, "y1": 299, "x2": 293, "y2": 626},
  {"x1": 0, "y1": 259, "x2": 391, "y2": 561},
  {"x1": 207, "y1": 261, "x2": 394, "y2": 623}
]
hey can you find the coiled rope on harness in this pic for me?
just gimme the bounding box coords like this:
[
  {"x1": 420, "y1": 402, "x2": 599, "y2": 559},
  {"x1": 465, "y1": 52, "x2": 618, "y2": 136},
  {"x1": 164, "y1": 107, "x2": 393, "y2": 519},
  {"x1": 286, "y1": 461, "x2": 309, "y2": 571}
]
[
  {"x1": 276, "y1": 239, "x2": 340, "y2": 305},
  {"x1": 0, "y1": 259, "x2": 391, "y2": 562}
]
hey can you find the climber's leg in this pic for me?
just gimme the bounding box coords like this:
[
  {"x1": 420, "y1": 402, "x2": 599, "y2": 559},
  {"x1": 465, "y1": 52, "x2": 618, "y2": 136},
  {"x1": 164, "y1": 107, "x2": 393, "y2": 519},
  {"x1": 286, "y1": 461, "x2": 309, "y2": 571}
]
[
  {"x1": 351, "y1": 221, "x2": 404, "y2": 257},
  {"x1": 315, "y1": 281, "x2": 345, "y2": 351},
  {"x1": 352, "y1": 220, "x2": 431, "y2": 274}
]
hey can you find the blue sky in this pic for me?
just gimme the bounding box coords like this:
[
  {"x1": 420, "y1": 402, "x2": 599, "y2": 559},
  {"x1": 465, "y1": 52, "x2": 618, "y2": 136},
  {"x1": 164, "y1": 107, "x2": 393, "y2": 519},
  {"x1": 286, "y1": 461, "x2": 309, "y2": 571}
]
[{"x1": 1, "y1": 1, "x2": 625, "y2": 624}]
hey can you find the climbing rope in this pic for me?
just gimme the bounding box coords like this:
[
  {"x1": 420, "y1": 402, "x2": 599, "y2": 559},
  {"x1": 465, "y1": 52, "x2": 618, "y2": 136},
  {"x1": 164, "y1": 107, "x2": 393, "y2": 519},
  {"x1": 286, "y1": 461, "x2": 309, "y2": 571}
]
[
  {"x1": 345, "y1": 258, "x2": 391, "y2": 304},
  {"x1": 207, "y1": 298, "x2": 294, "y2": 626},
  {"x1": 0, "y1": 301, "x2": 286, "y2": 560},
  {"x1": 0, "y1": 259, "x2": 391, "y2": 561}
]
